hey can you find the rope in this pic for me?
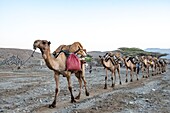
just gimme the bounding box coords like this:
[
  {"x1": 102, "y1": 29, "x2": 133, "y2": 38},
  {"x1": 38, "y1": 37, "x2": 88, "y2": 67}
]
[{"x1": 17, "y1": 49, "x2": 35, "y2": 69}]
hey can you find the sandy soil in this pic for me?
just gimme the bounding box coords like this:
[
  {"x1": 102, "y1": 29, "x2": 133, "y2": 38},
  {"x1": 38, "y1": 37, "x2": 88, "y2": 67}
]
[{"x1": 0, "y1": 65, "x2": 170, "y2": 113}]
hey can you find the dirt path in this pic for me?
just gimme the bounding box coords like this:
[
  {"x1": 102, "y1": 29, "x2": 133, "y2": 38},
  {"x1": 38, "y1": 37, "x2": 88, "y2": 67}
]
[{"x1": 0, "y1": 66, "x2": 170, "y2": 113}]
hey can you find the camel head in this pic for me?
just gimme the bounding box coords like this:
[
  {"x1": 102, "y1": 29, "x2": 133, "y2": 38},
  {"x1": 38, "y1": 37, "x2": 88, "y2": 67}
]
[
  {"x1": 108, "y1": 52, "x2": 114, "y2": 57},
  {"x1": 77, "y1": 49, "x2": 87, "y2": 58},
  {"x1": 33, "y1": 40, "x2": 51, "y2": 53},
  {"x1": 99, "y1": 53, "x2": 109, "y2": 62},
  {"x1": 70, "y1": 42, "x2": 87, "y2": 57}
]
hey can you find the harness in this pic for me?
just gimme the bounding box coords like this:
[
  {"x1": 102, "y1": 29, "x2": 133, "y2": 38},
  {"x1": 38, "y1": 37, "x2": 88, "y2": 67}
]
[
  {"x1": 127, "y1": 57, "x2": 137, "y2": 64},
  {"x1": 105, "y1": 54, "x2": 119, "y2": 66},
  {"x1": 55, "y1": 50, "x2": 70, "y2": 58},
  {"x1": 54, "y1": 47, "x2": 86, "y2": 58}
]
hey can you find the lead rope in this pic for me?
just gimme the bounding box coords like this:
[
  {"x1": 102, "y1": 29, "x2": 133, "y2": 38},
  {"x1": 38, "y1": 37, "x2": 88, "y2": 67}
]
[{"x1": 17, "y1": 49, "x2": 35, "y2": 69}]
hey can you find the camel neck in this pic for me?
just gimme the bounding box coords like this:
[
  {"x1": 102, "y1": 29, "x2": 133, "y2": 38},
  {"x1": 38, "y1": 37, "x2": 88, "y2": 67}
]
[
  {"x1": 102, "y1": 59, "x2": 111, "y2": 68},
  {"x1": 42, "y1": 49, "x2": 56, "y2": 70}
]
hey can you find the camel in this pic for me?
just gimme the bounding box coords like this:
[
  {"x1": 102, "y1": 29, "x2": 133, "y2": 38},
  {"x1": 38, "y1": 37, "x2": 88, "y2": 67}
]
[
  {"x1": 99, "y1": 52, "x2": 122, "y2": 89},
  {"x1": 139, "y1": 55, "x2": 160, "y2": 77},
  {"x1": 139, "y1": 56, "x2": 151, "y2": 78},
  {"x1": 33, "y1": 40, "x2": 89, "y2": 108},
  {"x1": 158, "y1": 58, "x2": 167, "y2": 73},
  {"x1": 121, "y1": 56, "x2": 139, "y2": 82},
  {"x1": 52, "y1": 42, "x2": 87, "y2": 59},
  {"x1": 147, "y1": 56, "x2": 158, "y2": 76},
  {"x1": 162, "y1": 59, "x2": 167, "y2": 72}
]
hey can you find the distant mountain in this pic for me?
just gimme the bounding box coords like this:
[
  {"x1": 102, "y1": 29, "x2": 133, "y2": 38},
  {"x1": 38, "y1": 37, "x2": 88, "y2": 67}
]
[
  {"x1": 145, "y1": 48, "x2": 170, "y2": 59},
  {"x1": 87, "y1": 51, "x2": 107, "y2": 58}
]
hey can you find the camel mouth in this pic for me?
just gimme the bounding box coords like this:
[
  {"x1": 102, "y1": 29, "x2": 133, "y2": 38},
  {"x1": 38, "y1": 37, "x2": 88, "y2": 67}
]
[
  {"x1": 52, "y1": 52, "x2": 56, "y2": 57},
  {"x1": 33, "y1": 45, "x2": 37, "y2": 50}
]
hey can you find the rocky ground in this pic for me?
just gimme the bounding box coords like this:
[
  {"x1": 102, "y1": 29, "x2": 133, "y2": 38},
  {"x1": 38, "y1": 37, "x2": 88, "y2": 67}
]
[{"x1": 0, "y1": 65, "x2": 170, "y2": 113}]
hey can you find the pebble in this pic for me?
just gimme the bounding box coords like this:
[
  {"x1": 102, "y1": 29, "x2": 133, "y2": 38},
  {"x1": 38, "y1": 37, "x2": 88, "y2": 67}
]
[
  {"x1": 152, "y1": 89, "x2": 156, "y2": 91},
  {"x1": 145, "y1": 99, "x2": 150, "y2": 102},
  {"x1": 39, "y1": 99, "x2": 42, "y2": 103},
  {"x1": 0, "y1": 109, "x2": 4, "y2": 112},
  {"x1": 95, "y1": 107, "x2": 98, "y2": 110},
  {"x1": 129, "y1": 101, "x2": 134, "y2": 105}
]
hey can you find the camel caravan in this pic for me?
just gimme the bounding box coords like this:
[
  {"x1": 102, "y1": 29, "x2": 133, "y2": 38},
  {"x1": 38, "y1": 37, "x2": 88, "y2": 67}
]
[
  {"x1": 99, "y1": 52, "x2": 167, "y2": 88},
  {"x1": 33, "y1": 40, "x2": 167, "y2": 108}
]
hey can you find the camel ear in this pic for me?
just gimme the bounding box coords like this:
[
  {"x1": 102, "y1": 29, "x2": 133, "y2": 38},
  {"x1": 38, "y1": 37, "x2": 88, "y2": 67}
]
[{"x1": 48, "y1": 41, "x2": 51, "y2": 45}]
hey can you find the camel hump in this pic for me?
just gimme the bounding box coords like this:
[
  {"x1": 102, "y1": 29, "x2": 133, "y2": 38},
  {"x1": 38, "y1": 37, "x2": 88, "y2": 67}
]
[
  {"x1": 53, "y1": 41, "x2": 87, "y2": 58},
  {"x1": 72, "y1": 42, "x2": 84, "y2": 48},
  {"x1": 69, "y1": 42, "x2": 83, "y2": 51},
  {"x1": 55, "y1": 45, "x2": 67, "y2": 52},
  {"x1": 69, "y1": 42, "x2": 87, "y2": 57}
]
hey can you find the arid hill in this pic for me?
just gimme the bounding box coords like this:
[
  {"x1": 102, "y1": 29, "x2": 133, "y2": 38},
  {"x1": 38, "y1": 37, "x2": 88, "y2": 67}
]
[
  {"x1": 0, "y1": 48, "x2": 41, "y2": 60},
  {"x1": 0, "y1": 48, "x2": 42, "y2": 69}
]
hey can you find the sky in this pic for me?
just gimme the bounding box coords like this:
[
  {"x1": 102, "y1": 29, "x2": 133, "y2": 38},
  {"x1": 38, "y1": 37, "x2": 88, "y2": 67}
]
[{"x1": 0, "y1": 0, "x2": 170, "y2": 52}]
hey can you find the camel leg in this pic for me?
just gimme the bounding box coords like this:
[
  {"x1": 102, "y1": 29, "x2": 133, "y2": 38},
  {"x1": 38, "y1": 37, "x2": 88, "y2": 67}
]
[
  {"x1": 154, "y1": 67, "x2": 157, "y2": 75},
  {"x1": 125, "y1": 68, "x2": 128, "y2": 83},
  {"x1": 142, "y1": 67, "x2": 145, "y2": 78},
  {"x1": 136, "y1": 73, "x2": 139, "y2": 81},
  {"x1": 75, "y1": 72, "x2": 82, "y2": 100},
  {"x1": 111, "y1": 71, "x2": 116, "y2": 87},
  {"x1": 136, "y1": 67, "x2": 139, "y2": 81},
  {"x1": 117, "y1": 67, "x2": 122, "y2": 85},
  {"x1": 147, "y1": 67, "x2": 149, "y2": 78},
  {"x1": 67, "y1": 76, "x2": 76, "y2": 103},
  {"x1": 49, "y1": 73, "x2": 60, "y2": 108},
  {"x1": 157, "y1": 67, "x2": 159, "y2": 75},
  {"x1": 130, "y1": 70, "x2": 133, "y2": 82},
  {"x1": 81, "y1": 76, "x2": 90, "y2": 96},
  {"x1": 154, "y1": 66, "x2": 156, "y2": 75},
  {"x1": 81, "y1": 64, "x2": 90, "y2": 96},
  {"x1": 136, "y1": 65, "x2": 140, "y2": 80},
  {"x1": 104, "y1": 68, "x2": 108, "y2": 89},
  {"x1": 152, "y1": 67, "x2": 154, "y2": 76},
  {"x1": 156, "y1": 67, "x2": 157, "y2": 75}
]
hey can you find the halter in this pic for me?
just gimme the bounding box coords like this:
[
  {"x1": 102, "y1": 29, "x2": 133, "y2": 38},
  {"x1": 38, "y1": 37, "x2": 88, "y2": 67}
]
[{"x1": 17, "y1": 49, "x2": 35, "y2": 69}]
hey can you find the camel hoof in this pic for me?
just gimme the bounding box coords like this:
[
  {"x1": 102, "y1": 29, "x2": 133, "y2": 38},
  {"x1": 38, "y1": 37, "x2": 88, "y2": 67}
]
[
  {"x1": 104, "y1": 84, "x2": 107, "y2": 89},
  {"x1": 111, "y1": 84, "x2": 115, "y2": 87},
  {"x1": 75, "y1": 95, "x2": 80, "y2": 100},
  {"x1": 71, "y1": 99, "x2": 76, "y2": 103},
  {"x1": 49, "y1": 104, "x2": 56, "y2": 108},
  {"x1": 86, "y1": 91, "x2": 90, "y2": 96}
]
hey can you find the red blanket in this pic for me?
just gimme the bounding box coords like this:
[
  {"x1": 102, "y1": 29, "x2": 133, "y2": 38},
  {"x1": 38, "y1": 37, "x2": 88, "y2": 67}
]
[{"x1": 66, "y1": 53, "x2": 81, "y2": 71}]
